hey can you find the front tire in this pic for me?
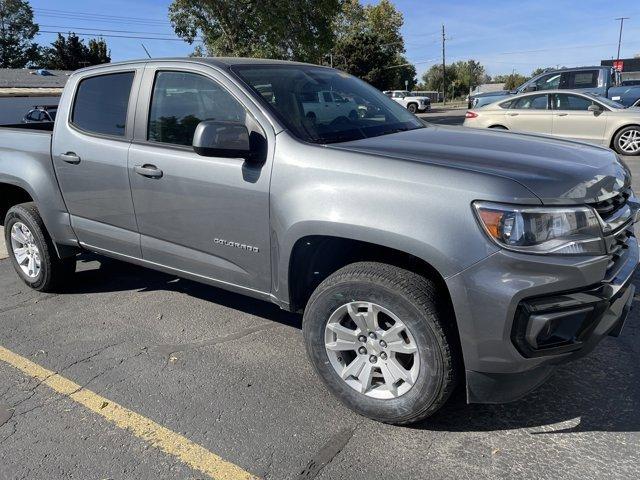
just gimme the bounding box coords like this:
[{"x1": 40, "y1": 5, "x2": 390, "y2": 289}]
[
  {"x1": 303, "y1": 262, "x2": 458, "y2": 424},
  {"x1": 4, "y1": 203, "x2": 75, "y2": 292},
  {"x1": 407, "y1": 103, "x2": 418, "y2": 114},
  {"x1": 613, "y1": 125, "x2": 640, "y2": 156}
]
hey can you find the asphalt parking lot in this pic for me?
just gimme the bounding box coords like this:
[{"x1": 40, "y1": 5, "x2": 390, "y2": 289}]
[{"x1": 1, "y1": 119, "x2": 640, "y2": 479}]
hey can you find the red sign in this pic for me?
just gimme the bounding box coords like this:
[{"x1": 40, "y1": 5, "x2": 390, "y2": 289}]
[{"x1": 613, "y1": 60, "x2": 624, "y2": 71}]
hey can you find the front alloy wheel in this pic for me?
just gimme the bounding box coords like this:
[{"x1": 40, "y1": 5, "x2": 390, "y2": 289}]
[
  {"x1": 303, "y1": 262, "x2": 458, "y2": 425},
  {"x1": 325, "y1": 301, "x2": 420, "y2": 399}
]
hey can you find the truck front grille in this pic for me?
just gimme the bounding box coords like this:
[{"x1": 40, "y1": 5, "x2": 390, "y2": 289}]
[
  {"x1": 590, "y1": 189, "x2": 630, "y2": 219},
  {"x1": 604, "y1": 227, "x2": 634, "y2": 282}
]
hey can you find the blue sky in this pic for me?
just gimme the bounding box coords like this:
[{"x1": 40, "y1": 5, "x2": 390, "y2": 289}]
[{"x1": 30, "y1": 0, "x2": 640, "y2": 78}]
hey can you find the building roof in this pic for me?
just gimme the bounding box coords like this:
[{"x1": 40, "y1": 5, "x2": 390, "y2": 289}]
[
  {"x1": 0, "y1": 69, "x2": 72, "y2": 88},
  {"x1": 472, "y1": 83, "x2": 506, "y2": 95}
]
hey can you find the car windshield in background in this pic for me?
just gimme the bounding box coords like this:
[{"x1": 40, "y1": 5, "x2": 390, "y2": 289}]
[{"x1": 232, "y1": 65, "x2": 424, "y2": 144}]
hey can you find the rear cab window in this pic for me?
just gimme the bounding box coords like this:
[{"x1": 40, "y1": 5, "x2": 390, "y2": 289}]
[
  {"x1": 569, "y1": 70, "x2": 599, "y2": 89},
  {"x1": 71, "y1": 72, "x2": 135, "y2": 137}
]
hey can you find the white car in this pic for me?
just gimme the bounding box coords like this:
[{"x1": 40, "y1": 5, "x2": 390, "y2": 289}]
[
  {"x1": 384, "y1": 90, "x2": 431, "y2": 113},
  {"x1": 302, "y1": 90, "x2": 359, "y2": 124},
  {"x1": 463, "y1": 90, "x2": 640, "y2": 155}
]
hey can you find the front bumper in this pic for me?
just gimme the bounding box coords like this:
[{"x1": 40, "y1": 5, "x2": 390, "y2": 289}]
[{"x1": 446, "y1": 225, "x2": 639, "y2": 404}]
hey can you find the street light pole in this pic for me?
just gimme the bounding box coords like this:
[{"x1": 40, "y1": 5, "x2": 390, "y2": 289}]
[{"x1": 615, "y1": 17, "x2": 629, "y2": 60}]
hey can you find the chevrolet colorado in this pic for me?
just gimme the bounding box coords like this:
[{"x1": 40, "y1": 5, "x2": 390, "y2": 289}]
[{"x1": 1, "y1": 58, "x2": 638, "y2": 424}]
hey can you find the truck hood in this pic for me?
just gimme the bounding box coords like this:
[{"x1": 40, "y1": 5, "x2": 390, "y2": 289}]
[{"x1": 328, "y1": 125, "x2": 630, "y2": 204}]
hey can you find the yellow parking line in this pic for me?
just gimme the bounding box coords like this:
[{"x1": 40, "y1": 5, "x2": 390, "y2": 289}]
[{"x1": 0, "y1": 345, "x2": 256, "y2": 480}]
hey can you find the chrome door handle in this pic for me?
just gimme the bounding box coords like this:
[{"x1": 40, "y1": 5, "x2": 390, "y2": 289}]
[
  {"x1": 60, "y1": 152, "x2": 81, "y2": 164},
  {"x1": 508, "y1": 113, "x2": 519, "y2": 116},
  {"x1": 134, "y1": 164, "x2": 163, "y2": 179}
]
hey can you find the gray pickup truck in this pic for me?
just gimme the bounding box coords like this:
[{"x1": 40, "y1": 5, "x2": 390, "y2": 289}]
[{"x1": 1, "y1": 58, "x2": 638, "y2": 424}]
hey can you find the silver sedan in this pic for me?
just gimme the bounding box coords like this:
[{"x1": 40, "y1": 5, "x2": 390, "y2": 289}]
[{"x1": 463, "y1": 90, "x2": 640, "y2": 155}]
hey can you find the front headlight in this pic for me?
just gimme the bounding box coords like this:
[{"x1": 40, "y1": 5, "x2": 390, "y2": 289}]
[{"x1": 473, "y1": 201, "x2": 605, "y2": 255}]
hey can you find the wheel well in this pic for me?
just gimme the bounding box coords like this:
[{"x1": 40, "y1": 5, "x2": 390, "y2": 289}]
[
  {"x1": 406, "y1": 102, "x2": 418, "y2": 108},
  {"x1": 0, "y1": 183, "x2": 33, "y2": 226},
  {"x1": 610, "y1": 123, "x2": 640, "y2": 149},
  {"x1": 488, "y1": 125, "x2": 508, "y2": 130},
  {"x1": 288, "y1": 236, "x2": 451, "y2": 313}
]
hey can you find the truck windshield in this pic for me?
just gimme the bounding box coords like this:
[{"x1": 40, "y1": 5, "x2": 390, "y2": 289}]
[{"x1": 232, "y1": 65, "x2": 424, "y2": 144}]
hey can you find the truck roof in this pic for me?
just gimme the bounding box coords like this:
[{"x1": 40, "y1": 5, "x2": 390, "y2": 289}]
[{"x1": 75, "y1": 57, "x2": 323, "y2": 75}]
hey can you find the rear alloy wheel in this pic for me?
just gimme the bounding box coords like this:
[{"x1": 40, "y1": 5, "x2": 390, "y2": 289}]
[
  {"x1": 303, "y1": 262, "x2": 458, "y2": 424},
  {"x1": 4, "y1": 202, "x2": 76, "y2": 291},
  {"x1": 614, "y1": 126, "x2": 640, "y2": 155}
]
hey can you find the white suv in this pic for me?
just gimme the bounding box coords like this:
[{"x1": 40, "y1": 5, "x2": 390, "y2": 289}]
[
  {"x1": 302, "y1": 90, "x2": 360, "y2": 124},
  {"x1": 384, "y1": 90, "x2": 431, "y2": 113}
]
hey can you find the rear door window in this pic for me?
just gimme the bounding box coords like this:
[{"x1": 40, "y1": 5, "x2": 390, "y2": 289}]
[
  {"x1": 511, "y1": 94, "x2": 548, "y2": 110},
  {"x1": 72, "y1": 72, "x2": 135, "y2": 137},
  {"x1": 568, "y1": 70, "x2": 599, "y2": 89}
]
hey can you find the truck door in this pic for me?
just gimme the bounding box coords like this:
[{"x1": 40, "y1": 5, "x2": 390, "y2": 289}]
[
  {"x1": 127, "y1": 65, "x2": 274, "y2": 293},
  {"x1": 52, "y1": 67, "x2": 143, "y2": 258}
]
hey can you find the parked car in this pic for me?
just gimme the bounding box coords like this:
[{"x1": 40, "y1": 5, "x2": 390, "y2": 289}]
[
  {"x1": 301, "y1": 90, "x2": 359, "y2": 123},
  {"x1": 469, "y1": 66, "x2": 640, "y2": 109},
  {"x1": 1, "y1": 58, "x2": 638, "y2": 424},
  {"x1": 463, "y1": 90, "x2": 640, "y2": 155},
  {"x1": 383, "y1": 90, "x2": 431, "y2": 113},
  {"x1": 22, "y1": 105, "x2": 58, "y2": 123}
]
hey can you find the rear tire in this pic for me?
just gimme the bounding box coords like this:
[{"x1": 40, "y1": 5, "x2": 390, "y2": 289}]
[
  {"x1": 4, "y1": 203, "x2": 75, "y2": 292},
  {"x1": 612, "y1": 125, "x2": 640, "y2": 156},
  {"x1": 303, "y1": 262, "x2": 458, "y2": 425}
]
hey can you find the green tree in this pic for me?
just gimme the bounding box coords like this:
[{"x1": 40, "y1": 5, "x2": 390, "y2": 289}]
[
  {"x1": 87, "y1": 38, "x2": 110, "y2": 65},
  {"x1": 503, "y1": 73, "x2": 528, "y2": 90},
  {"x1": 391, "y1": 55, "x2": 417, "y2": 90},
  {"x1": 169, "y1": 0, "x2": 341, "y2": 63},
  {"x1": 333, "y1": 31, "x2": 396, "y2": 89},
  {"x1": 0, "y1": 0, "x2": 40, "y2": 68},
  {"x1": 421, "y1": 64, "x2": 457, "y2": 93},
  {"x1": 332, "y1": 0, "x2": 415, "y2": 89},
  {"x1": 41, "y1": 33, "x2": 110, "y2": 70},
  {"x1": 454, "y1": 59, "x2": 486, "y2": 95}
]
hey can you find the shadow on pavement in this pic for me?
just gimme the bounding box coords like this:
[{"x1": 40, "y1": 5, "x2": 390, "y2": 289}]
[
  {"x1": 61, "y1": 254, "x2": 640, "y2": 434},
  {"x1": 63, "y1": 254, "x2": 301, "y2": 330}
]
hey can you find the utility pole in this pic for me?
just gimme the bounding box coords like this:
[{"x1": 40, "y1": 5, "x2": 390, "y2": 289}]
[
  {"x1": 441, "y1": 24, "x2": 446, "y2": 105},
  {"x1": 615, "y1": 17, "x2": 629, "y2": 60}
]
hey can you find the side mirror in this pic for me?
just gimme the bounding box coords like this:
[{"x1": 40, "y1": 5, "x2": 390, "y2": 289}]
[
  {"x1": 522, "y1": 85, "x2": 537, "y2": 93},
  {"x1": 588, "y1": 104, "x2": 603, "y2": 113},
  {"x1": 193, "y1": 120, "x2": 252, "y2": 160}
]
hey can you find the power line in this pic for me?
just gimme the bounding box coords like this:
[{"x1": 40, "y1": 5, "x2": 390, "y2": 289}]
[
  {"x1": 34, "y1": 8, "x2": 170, "y2": 25},
  {"x1": 38, "y1": 30, "x2": 201, "y2": 42},
  {"x1": 39, "y1": 25, "x2": 182, "y2": 37}
]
